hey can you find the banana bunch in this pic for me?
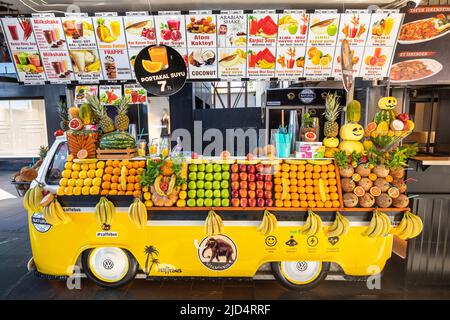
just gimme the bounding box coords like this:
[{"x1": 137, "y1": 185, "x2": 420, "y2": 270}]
[
  {"x1": 394, "y1": 211, "x2": 423, "y2": 240},
  {"x1": 23, "y1": 184, "x2": 44, "y2": 213},
  {"x1": 204, "y1": 210, "x2": 224, "y2": 236},
  {"x1": 361, "y1": 211, "x2": 392, "y2": 238},
  {"x1": 86, "y1": 59, "x2": 100, "y2": 72},
  {"x1": 300, "y1": 209, "x2": 323, "y2": 237},
  {"x1": 95, "y1": 197, "x2": 115, "y2": 230},
  {"x1": 256, "y1": 210, "x2": 278, "y2": 236},
  {"x1": 120, "y1": 166, "x2": 127, "y2": 191},
  {"x1": 257, "y1": 59, "x2": 275, "y2": 69},
  {"x1": 128, "y1": 197, "x2": 147, "y2": 229},
  {"x1": 326, "y1": 212, "x2": 350, "y2": 237},
  {"x1": 43, "y1": 199, "x2": 71, "y2": 226}
]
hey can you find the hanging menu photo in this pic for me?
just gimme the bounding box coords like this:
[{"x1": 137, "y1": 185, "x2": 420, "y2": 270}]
[
  {"x1": 154, "y1": 12, "x2": 187, "y2": 47},
  {"x1": 10, "y1": 49, "x2": 46, "y2": 83},
  {"x1": 304, "y1": 46, "x2": 335, "y2": 78},
  {"x1": 360, "y1": 46, "x2": 394, "y2": 79},
  {"x1": 70, "y1": 49, "x2": 103, "y2": 82},
  {"x1": 61, "y1": 15, "x2": 97, "y2": 50},
  {"x1": 332, "y1": 45, "x2": 364, "y2": 79},
  {"x1": 217, "y1": 11, "x2": 247, "y2": 79},
  {"x1": 247, "y1": 47, "x2": 276, "y2": 78},
  {"x1": 124, "y1": 83, "x2": 147, "y2": 104},
  {"x1": 247, "y1": 11, "x2": 278, "y2": 47},
  {"x1": 31, "y1": 16, "x2": 67, "y2": 51},
  {"x1": 275, "y1": 46, "x2": 305, "y2": 78},
  {"x1": 307, "y1": 12, "x2": 340, "y2": 47},
  {"x1": 99, "y1": 85, "x2": 122, "y2": 106},
  {"x1": 277, "y1": 10, "x2": 309, "y2": 47},
  {"x1": 366, "y1": 11, "x2": 403, "y2": 47},
  {"x1": 186, "y1": 11, "x2": 218, "y2": 79},
  {"x1": 41, "y1": 51, "x2": 74, "y2": 82},
  {"x1": 74, "y1": 85, "x2": 98, "y2": 105},
  {"x1": 1, "y1": 17, "x2": 37, "y2": 51},
  {"x1": 124, "y1": 13, "x2": 157, "y2": 49},
  {"x1": 337, "y1": 12, "x2": 370, "y2": 47},
  {"x1": 99, "y1": 49, "x2": 132, "y2": 80}
]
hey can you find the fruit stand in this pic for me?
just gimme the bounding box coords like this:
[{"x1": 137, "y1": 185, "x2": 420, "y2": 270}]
[{"x1": 23, "y1": 90, "x2": 423, "y2": 290}]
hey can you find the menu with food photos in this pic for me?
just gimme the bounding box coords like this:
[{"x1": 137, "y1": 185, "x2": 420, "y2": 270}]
[
  {"x1": 61, "y1": 15, "x2": 97, "y2": 50},
  {"x1": 154, "y1": 12, "x2": 187, "y2": 47},
  {"x1": 337, "y1": 12, "x2": 371, "y2": 47},
  {"x1": 277, "y1": 10, "x2": 309, "y2": 47},
  {"x1": 31, "y1": 16, "x2": 68, "y2": 51},
  {"x1": 247, "y1": 11, "x2": 278, "y2": 48},
  {"x1": 124, "y1": 13, "x2": 157, "y2": 49},
  {"x1": 74, "y1": 85, "x2": 99, "y2": 106},
  {"x1": 41, "y1": 51, "x2": 74, "y2": 83},
  {"x1": 307, "y1": 12, "x2": 340, "y2": 47},
  {"x1": 391, "y1": 6, "x2": 450, "y2": 85}
]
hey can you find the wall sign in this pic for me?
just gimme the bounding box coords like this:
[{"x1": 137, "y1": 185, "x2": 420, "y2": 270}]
[{"x1": 134, "y1": 44, "x2": 187, "y2": 96}]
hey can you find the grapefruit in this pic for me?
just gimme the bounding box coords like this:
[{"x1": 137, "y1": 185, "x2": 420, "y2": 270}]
[
  {"x1": 77, "y1": 149, "x2": 88, "y2": 159},
  {"x1": 354, "y1": 186, "x2": 365, "y2": 197},
  {"x1": 305, "y1": 131, "x2": 317, "y2": 141},
  {"x1": 142, "y1": 60, "x2": 163, "y2": 73},
  {"x1": 69, "y1": 118, "x2": 83, "y2": 130},
  {"x1": 366, "y1": 122, "x2": 377, "y2": 133},
  {"x1": 370, "y1": 186, "x2": 381, "y2": 197},
  {"x1": 388, "y1": 187, "x2": 400, "y2": 198}
]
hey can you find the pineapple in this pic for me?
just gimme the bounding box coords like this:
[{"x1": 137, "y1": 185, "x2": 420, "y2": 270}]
[
  {"x1": 322, "y1": 92, "x2": 342, "y2": 138},
  {"x1": 39, "y1": 145, "x2": 48, "y2": 160},
  {"x1": 57, "y1": 99, "x2": 69, "y2": 131},
  {"x1": 114, "y1": 96, "x2": 131, "y2": 131},
  {"x1": 86, "y1": 94, "x2": 115, "y2": 133}
]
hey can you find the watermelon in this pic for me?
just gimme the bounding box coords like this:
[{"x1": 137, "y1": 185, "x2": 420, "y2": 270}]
[
  {"x1": 99, "y1": 131, "x2": 136, "y2": 150},
  {"x1": 374, "y1": 110, "x2": 396, "y2": 124}
]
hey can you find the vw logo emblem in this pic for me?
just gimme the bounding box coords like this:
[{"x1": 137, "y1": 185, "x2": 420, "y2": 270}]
[
  {"x1": 296, "y1": 261, "x2": 308, "y2": 272},
  {"x1": 103, "y1": 259, "x2": 114, "y2": 270}
]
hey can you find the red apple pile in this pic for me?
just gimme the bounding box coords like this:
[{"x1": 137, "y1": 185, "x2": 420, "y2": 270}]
[{"x1": 230, "y1": 162, "x2": 274, "y2": 208}]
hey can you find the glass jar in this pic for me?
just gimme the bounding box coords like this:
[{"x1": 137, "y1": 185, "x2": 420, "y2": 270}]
[
  {"x1": 137, "y1": 139, "x2": 147, "y2": 157},
  {"x1": 300, "y1": 116, "x2": 320, "y2": 142}
]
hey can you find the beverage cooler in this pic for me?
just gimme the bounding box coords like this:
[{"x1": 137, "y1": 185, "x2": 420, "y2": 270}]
[{"x1": 265, "y1": 87, "x2": 346, "y2": 147}]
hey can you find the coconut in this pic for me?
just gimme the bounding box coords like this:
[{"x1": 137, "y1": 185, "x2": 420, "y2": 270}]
[
  {"x1": 339, "y1": 165, "x2": 354, "y2": 178},
  {"x1": 392, "y1": 179, "x2": 407, "y2": 193},
  {"x1": 372, "y1": 165, "x2": 390, "y2": 178},
  {"x1": 20, "y1": 167, "x2": 38, "y2": 182},
  {"x1": 202, "y1": 50, "x2": 216, "y2": 65},
  {"x1": 376, "y1": 193, "x2": 393, "y2": 208},
  {"x1": 392, "y1": 194, "x2": 409, "y2": 208},
  {"x1": 390, "y1": 167, "x2": 405, "y2": 179},
  {"x1": 358, "y1": 177, "x2": 373, "y2": 192},
  {"x1": 341, "y1": 178, "x2": 356, "y2": 193},
  {"x1": 355, "y1": 164, "x2": 371, "y2": 177},
  {"x1": 359, "y1": 193, "x2": 375, "y2": 208},
  {"x1": 374, "y1": 178, "x2": 390, "y2": 192},
  {"x1": 343, "y1": 193, "x2": 359, "y2": 208}
]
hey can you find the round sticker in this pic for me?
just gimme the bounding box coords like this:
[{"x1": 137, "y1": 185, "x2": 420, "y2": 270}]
[
  {"x1": 198, "y1": 235, "x2": 237, "y2": 271},
  {"x1": 31, "y1": 212, "x2": 52, "y2": 233},
  {"x1": 134, "y1": 45, "x2": 187, "y2": 96}
]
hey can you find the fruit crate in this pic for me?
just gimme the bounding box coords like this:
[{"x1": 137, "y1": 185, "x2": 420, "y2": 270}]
[
  {"x1": 96, "y1": 148, "x2": 137, "y2": 160},
  {"x1": 67, "y1": 130, "x2": 100, "y2": 158}
]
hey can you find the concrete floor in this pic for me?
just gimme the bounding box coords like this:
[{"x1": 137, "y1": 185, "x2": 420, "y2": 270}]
[{"x1": 1, "y1": 169, "x2": 449, "y2": 300}]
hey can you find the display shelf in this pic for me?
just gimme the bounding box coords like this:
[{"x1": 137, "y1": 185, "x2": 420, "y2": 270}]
[{"x1": 146, "y1": 206, "x2": 408, "y2": 212}]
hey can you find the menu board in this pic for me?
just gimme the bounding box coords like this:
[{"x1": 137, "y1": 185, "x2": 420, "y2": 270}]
[
  {"x1": 337, "y1": 12, "x2": 371, "y2": 47},
  {"x1": 1, "y1": 10, "x2": 405, "y2": 83},
  {"x1": 124, "y1": 13, "x2": 157, "y2": 49},
  {"x1": 31, "y1": 16, "x2": 67, "y2": 51},
  {"x1": 307, "y1": 12, "x2": 340, "y2": 47},
  {"x1": 277, "y1": 10, "x2": 309, "y2": 47},
  {"x1": 99, "y1": 85, "x2": 122, "y2": 106},
  {"x1": 366, "y1": 12, "x2": 403, "y2": 47},
  {"x1": 61, "y1": 15, "x2": 97, "y2": 50},
  {"x1": 390, "y1": 6, "x2": 450, "y2": 85},
  {"x1": 94, "y1": 14, "x2": 132, "y2": 80},
  {"x1": 1, "y1": 17, "x2": 46, "y2": 83},
  {"x1": 74, "y1": 85, "x2": 98, "y2": 105},
  {"x1": 186, "y1": 11, "x2": 218, "y2": 79},
  {"x1": 217, "y1": 11, "x2": 247, "y2": 79},
  {"x1": 124, "y1": 83, "x2": 147, "y2": 104}
]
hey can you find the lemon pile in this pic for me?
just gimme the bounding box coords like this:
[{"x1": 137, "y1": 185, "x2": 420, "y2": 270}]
[{"x1": 58, "y1": 159, "x2": 105, "y2": 196}]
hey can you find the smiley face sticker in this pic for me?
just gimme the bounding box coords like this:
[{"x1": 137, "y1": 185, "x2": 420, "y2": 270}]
[{"x1": 265, "y1": 235, "x2": 277, "y2": 247}]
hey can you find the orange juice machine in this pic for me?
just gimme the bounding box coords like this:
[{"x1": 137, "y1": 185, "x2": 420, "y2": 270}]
[{"x1": 265, "y1": 87, "x2": 346, "y2": 152}]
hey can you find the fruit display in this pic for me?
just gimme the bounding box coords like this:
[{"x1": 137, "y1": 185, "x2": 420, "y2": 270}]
[
  {"x1": 140, "y1": 156, "x2": 184, "y2": 207},
  {"x1": 325, "y1": 212, "x2": 350, "y2": 237},
  {"x1": 99, "y1": 131, "x2": 136, "y2": 150},
  {"x1": 274, "y1": 160, "x2": 340, "y2": 209},
  {"x1": 339, "y1": 123, "x2": 364, "y2": 155},
  {"x1": 322, "y1": 92, "x2": 342, "y2": 157},
  {"x1": 42, "y1": 197, "x2": 71, "y2": 226},
  {"x1": 94, "y1": 197, "x2": 115, "y2": 230},
  {"x1": 394, "y1": 211, "x2": 424, "y2": 240},
  {"x1": 186, "y1": 161, "x2": 230, "y2": 207},
  {"x1": 256, "y1": 210, "x2": 278, "y2": 236},
  {"x1": 87, "y1": 93, "x2": 115, "y2": 133},
  {"x1": 57, "y1": 158, "x2": 105, "y2": 196},
  {"x1": 231, "y1": 161, "x2": 273, "y2": 208},
  {"x1": 100, "y1": 159, "x2": 145, "y2": 197},
  {"x1": 335, "y1": 144, "x2": 417, "y2": 209},
  {"x1": 204, "y1": 210, "x2": 224, "y2": 236},
  {"x1": 299, "y1": 209, "x2": 323, "y2": 236},
  {"x1": 361, "y1": 210, "x2": 392, "y2": 238},
  {"x1": 67, "y1": 130, "x2": 100, "y2": 158},
  {"x1": 23, "y1": 184, "x2": 44, "y2": 213},
  {"x1": 366, "y1": 96, "x2": 414, "y2": 150}
]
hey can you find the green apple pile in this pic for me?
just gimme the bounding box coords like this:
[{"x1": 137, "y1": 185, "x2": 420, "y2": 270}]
[{"x1": 186, "y1": 163, "x2": 230, "y2": 207}]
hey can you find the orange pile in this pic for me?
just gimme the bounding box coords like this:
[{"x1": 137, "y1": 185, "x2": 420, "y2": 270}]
[
  {"x1": 101, "y1": 159, "x2": 146, "y2": 196},
  {"x1": 273, "y1": 162, "x2": 341, "y2": 208}
]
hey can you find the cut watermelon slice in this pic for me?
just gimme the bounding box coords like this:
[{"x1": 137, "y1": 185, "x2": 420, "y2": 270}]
[
  {"x1": 262, "y1": 48, "x2": 276, "y2": 63},
  {"x1": 261, "y1": 16, "x2": 277, "y2": 36},
  {"x1": 69, "y1": 118, "x2": 83, "y2": 131}
]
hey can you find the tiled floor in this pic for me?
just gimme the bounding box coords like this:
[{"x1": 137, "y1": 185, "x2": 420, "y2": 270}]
[{"x1": 1, "y1": 169, "x2": 449, "y2": 300}]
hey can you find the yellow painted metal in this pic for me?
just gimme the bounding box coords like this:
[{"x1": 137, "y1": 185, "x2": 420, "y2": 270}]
[{"x1": 28, "y1": 210, "x2": 392, "y2": 278}]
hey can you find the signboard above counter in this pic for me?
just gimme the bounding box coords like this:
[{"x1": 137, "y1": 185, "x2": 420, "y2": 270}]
[{"x1": 0, "y1": 9, "x2": 404, "y2": 84}]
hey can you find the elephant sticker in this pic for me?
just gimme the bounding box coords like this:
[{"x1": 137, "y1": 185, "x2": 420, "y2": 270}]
[{"x1": 198, "y1": 235, "x2": 237, "y2": 271}]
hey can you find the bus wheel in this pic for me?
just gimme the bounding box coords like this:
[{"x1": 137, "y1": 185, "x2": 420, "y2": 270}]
[
  {"x1": 271, "y1": 261, "x2": 329, "y2": 291},
  {"x1": 82, "y1": 247, "x2": 137, "y2": 289}
]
